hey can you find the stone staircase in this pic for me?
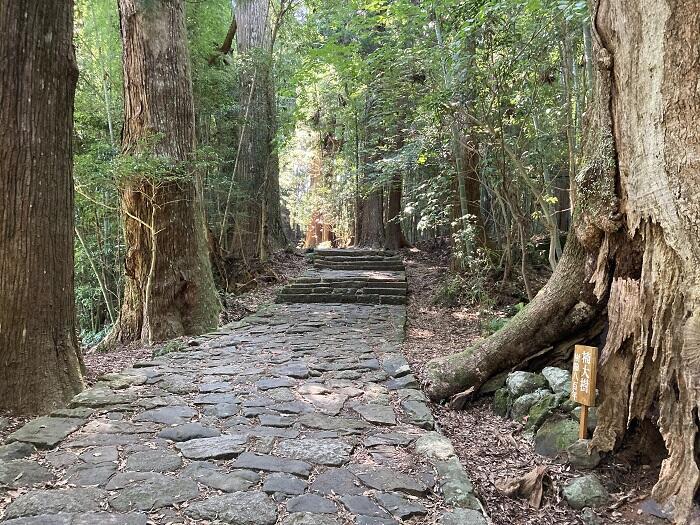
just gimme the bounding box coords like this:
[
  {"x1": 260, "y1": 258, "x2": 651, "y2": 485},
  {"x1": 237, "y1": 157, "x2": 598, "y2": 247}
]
[{"x1": 277, "y1": 249, "x2": 407, "y2": 305}]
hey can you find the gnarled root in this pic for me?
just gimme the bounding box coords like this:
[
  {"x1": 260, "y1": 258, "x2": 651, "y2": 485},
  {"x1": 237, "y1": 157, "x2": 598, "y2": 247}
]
[{"x1": 424, "y1": 235, "x2": 602, "y2": 401}]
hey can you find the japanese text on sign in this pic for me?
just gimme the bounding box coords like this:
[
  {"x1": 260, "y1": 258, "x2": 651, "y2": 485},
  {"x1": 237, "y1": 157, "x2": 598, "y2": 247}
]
[{"x1": 570, "y1": 345, "x2": 598, "y2": 406}]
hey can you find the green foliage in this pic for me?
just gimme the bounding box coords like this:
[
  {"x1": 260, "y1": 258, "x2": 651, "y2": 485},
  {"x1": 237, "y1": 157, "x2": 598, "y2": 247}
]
[
  {"x1": 69, "y1": 0, "x2": 591, "y2": 342},
  {"x1": 482, "y1": 301, "x2": 525, "y2": 334},
  {"x1": 433, "y1": 269, "x2": 493, "y2": 308}
]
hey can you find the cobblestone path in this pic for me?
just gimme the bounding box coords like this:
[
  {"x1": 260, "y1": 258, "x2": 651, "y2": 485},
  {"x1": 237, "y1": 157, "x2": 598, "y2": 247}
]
[{"x1": 0, "y1": 252, "x2": 486, "y2": 525}]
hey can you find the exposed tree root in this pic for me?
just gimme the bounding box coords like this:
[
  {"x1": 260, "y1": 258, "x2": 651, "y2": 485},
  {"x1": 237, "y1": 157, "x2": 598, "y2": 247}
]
[{"x1": 424, "y1": 234, "x2": 603, "y2": 401}]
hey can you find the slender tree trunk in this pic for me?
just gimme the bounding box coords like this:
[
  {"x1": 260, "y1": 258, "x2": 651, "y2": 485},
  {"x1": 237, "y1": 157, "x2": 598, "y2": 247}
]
[
  {"x1": 357, "y1": 97, "x2": 385, "y2": 249},
  {"x1": 384, "y1": 171, "x2": 408, "y2": 251},
  {"x1": 426, "y1": 2, "x2": 700, "y2": 521},
  {"x1": 304, "y1": 149, "x2": 324, "y2": 248},
  {"x1": 110, "y1": 0, "x2": 220, "y2": 346},
  {"x1": 0, "y1": 0, "x2": 84, "y2": 414}
]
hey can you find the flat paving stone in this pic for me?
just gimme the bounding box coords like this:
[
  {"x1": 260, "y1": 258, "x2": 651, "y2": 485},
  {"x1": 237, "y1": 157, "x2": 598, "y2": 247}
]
[
  {"x1": 175, "y1": 434, "x2": 247, "y2": 459},
  {"x1": 185, "y1": 492, "x2": 277, "y2": 524},
  {"x1": 376, "y1": 492, "x2": 428, "y2": 519},
  {"x1": 0, "y1": 275, "x2": 486, "y2": 524},
  {"x1": 157, "y1": 422, "x2": 220, "y2": 441},
  {"x1": 8, "y1": 417, "x2": 85, "y2": 449},
  {"x1": 182, "y1": 462, "x2": 260, "y2": 492},
  {"x1": 353, "y1": 404, "x2": 396, "y2": 426},
  {"x1": 350, "y1": 466, "x2": 429, "y2": 496},
  {"x1": 65, "y1": 462, "x2": 117, "y2": 487},
  {"x1": 262, "y1": 472, "x2": 308, "y2": 495},
  {"x1": 0, "y1": 442, "x2": 36, "y2": 461},
  {"x1": 0, "y1": 460, "x2": 54, "y2": 487},
  {"x1": 233, "y1": 452, "x2": 312, "y2": 477},
  {"x1": 3, "y1": 513, "x2": 148, "y2": 525},
  {"x1": 133, "y1": 406, "x2": 196, "y2": 425},
  {"x1": 274, "y1": 438, "x2": 353, "y2": 466},
  {"x1": 287, "y1": 493, "x2": 337, "y2": 513},
  {"x1": 281, "y1": 513, "x2": 341, "y2": 525},
  {"x1": 108, "y1": 473, "x2": 198, "y2": 511},
  {"x1": 5, "y1": 488, "x2": 106, "y2": 519},
  {"x1": 125, "y1": 448, "x2": 182, "y2": 472},
  {"x1": 340, "y1": 495, "x2": 392, "y2": 518},
  {"x1": 311, "y1": 467, "x2": 365, "y2": 496}
]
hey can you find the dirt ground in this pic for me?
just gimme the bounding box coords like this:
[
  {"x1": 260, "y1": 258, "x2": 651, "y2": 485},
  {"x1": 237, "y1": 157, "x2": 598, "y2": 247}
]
[{"x1": 399, "y1": 240, "x2": 675, "y2": 525}]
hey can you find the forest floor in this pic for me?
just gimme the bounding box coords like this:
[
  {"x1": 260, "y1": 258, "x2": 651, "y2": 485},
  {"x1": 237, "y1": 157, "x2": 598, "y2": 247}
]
[
  {"x1": 0, "y1": 245, "x2": 684, "y2": 525},
  {"x1": 400, "y1": 240, "x2": 670, "y2": 525}
]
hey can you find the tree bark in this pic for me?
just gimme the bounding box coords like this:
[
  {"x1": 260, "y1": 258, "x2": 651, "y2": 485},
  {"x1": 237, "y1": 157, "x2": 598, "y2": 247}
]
[
  {"x1": 0, "y1": 0, "x2": 84, "y2": 414},
  {"x1": 426, "y1": 1, "x2": 700, "y2": 520},
  {"x1": 357, "y1": 189, "x2": 385, "y2": 248},
  {"x1": 110, "y1": 0, "x2": 220, "y2": 345},
  {"x1": 227, "y1": 0, "x2": 286, "y2": 263},
  {"x1": 385, "y1": 171, "x2": 409, "y2": 250}
]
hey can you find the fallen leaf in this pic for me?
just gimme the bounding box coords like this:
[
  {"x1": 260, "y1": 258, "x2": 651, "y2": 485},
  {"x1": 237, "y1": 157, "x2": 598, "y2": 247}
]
[{"x1": 496, "y1": 465, "x2": 550, "y2": 509}]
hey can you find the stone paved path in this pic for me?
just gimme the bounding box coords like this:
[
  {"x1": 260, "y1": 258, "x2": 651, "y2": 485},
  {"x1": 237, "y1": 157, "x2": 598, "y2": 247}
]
[{"x1": 0, "y1": 251, "x2": 486, "y2": 525}]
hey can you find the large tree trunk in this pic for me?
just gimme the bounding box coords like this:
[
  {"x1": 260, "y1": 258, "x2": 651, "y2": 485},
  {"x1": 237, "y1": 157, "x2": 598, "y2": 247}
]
[
  {"x1": 357, "y1": 189, "x2": 385, "y2": 248},
  {"x1": 227, "y1": 0, "x2": 286, "y2": 263},
  {"x1": 0, "y1": 0, "x2": 84, "y2": 414},
  {"x1": 426, "y1": 1, "x2": 700, "y2": 521},
  {"x1": 111, "y1": 0, "x2": 220, "y2": 345}
]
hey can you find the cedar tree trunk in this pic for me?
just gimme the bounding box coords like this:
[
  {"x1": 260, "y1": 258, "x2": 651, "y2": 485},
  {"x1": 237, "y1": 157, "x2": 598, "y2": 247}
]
[
  {"x1": 229, "y1": 0, "x2": 286, "y2": 263},
  {"x1": 111, "y1": 0, "x2": 220, "y2": 345},
  {"x1": 0, "y1": 0, "x2": 84, "y2": 414},
  {"x1": 385, "y1": 171, "x2": 409, "y2": 251}
]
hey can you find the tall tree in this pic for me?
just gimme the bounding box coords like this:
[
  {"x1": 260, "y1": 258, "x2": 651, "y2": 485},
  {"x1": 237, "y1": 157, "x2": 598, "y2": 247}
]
[
  {"x1": 356, "y1": 97, "x2": 386, "y2": 248},
  {"x1": 110, "y1": 0, "x2": 220, "y2": 345},
  {"x1": 223, "y1": 0, "x2": 286, "y2": 264},
  {"x1": 425, "y1": 1, "x2": 700, "y2": 520},
  {"x1": 0, "y1": 0, "x2": 84, "y2": 413}
]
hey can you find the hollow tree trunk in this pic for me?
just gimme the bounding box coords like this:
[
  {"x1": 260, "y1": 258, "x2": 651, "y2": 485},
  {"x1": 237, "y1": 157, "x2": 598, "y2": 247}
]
[
  {"x1": 426, "y1": 1, "x2": 700, "y2": 521},
  {"x1": 0, "y1": 0, "x2": 84, "y2": 414},
  {"x1": 111, "y1": 0, "x2": 220, "y2": 345}
]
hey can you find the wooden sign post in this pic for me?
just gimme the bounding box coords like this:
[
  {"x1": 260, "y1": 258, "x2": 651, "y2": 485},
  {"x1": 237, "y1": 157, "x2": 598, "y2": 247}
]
[{"x1": 570, "y1": 345, "x2": 598, "y2": 439}]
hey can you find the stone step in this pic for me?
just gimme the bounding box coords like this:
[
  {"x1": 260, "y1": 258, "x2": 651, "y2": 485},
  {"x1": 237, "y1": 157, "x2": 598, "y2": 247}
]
[
  {"x1": 314, "y1": 262, "x2": 405, "y2": 271},
  {"x1": 276, "y1": 294, "x2": 406, "y2": 305},
  {"x1": 295, "y1": 276, "x2": 406, "y2": 285},
  {"x1": 285, "y1": 281, "x2": 406, "y2": 290},
  {"x1": 314, "y1": 255, "x2": 402, "y2": 263},
  {"x1": 314, "y1": 249, "x2": 397, "y2": 258},
  {"x1": 279, "y1": 250, "x2": 407, "y2": 305},
  {"x1": 278, "y1": 287, "x2": 407, "y2": 298}
]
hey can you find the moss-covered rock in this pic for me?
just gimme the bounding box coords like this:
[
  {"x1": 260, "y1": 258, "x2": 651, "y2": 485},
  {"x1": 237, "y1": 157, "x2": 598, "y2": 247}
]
[
  {"x1": 511, "y1": 389, "x2": 551, "y2": 422},
  {"x1": 525, "y1": 393, "x2": 560, "y2": 431},
  {"x1": 566, "y1": 439, "x2": 601, "y2": 469},
  {"x1": 562, "y1": 474, "x2": 609, "y2": 509},
  {"x1": 541, "y1": 366, "x2": 572, "y2": 395},
  {"x1": 505, "y1": 371, "x2": 548, "y2": 397},
  {"x1": 493, "y1": 388, "x2": 512, "y2": 417},
  {"x1": 478, "y1": 372, "x2": 508, "y2": 395},
  {"x1": 571, "y1": 406, "x2": 598, "y2": 433},
  {"x1": 534, "y1": 418, "x2": 579, "y2": 457}
]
